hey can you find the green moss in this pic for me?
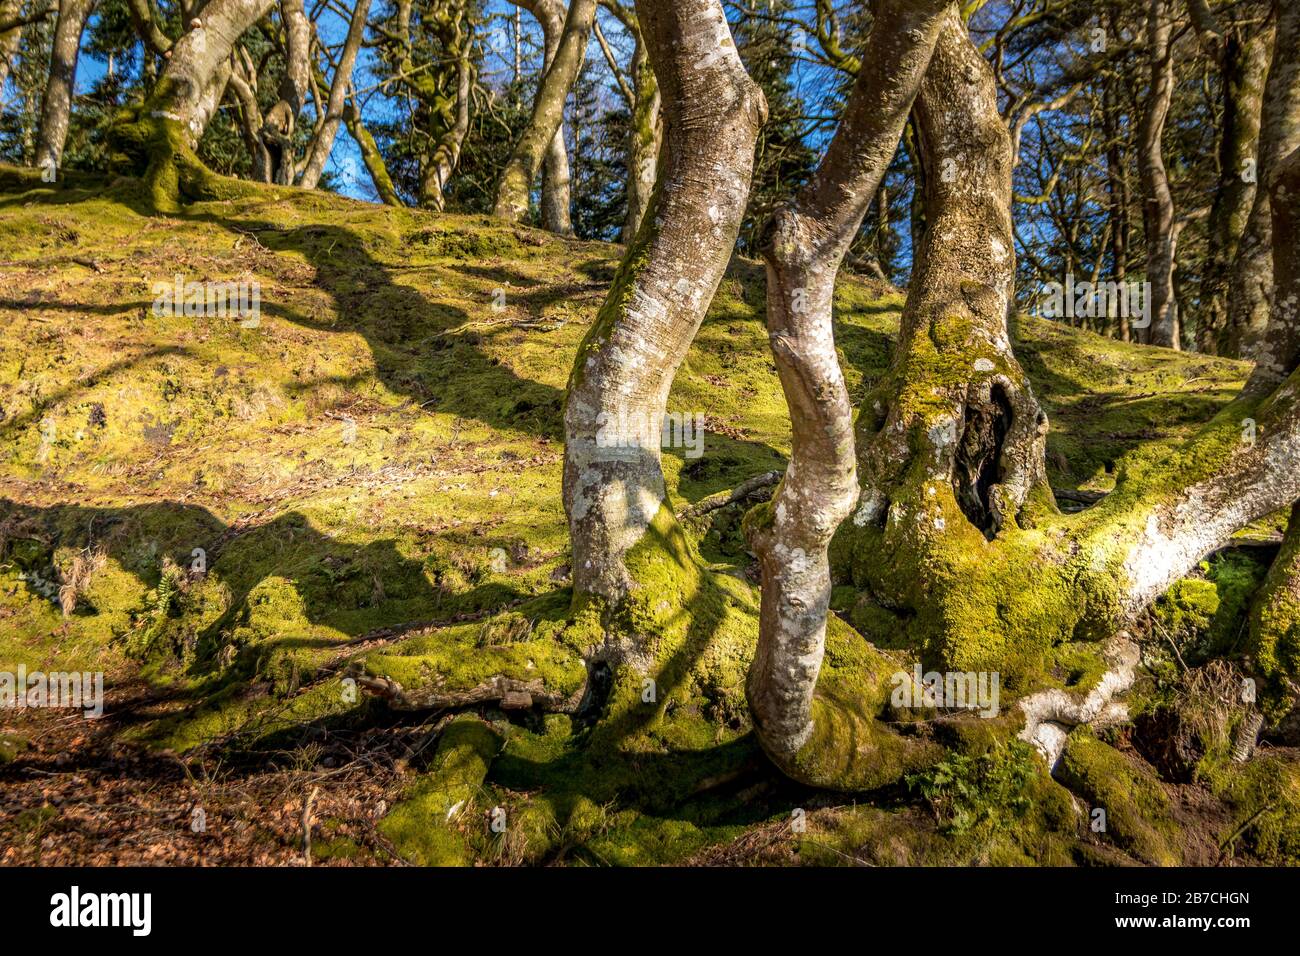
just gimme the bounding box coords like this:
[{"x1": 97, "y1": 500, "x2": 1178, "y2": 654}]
[
  {"x1": 1155, "y1": 552, "x2": 1268, "y2": 662},
  {"x1": 0, "y1": 163, "x2": 1282, "y2": 862},
  {"x1": 378, "y1": 716, "x2": 501, "y2": 866},
  {"x1": 0, "y1": 732, "x2": 30, "y2": 764},
  {"x1": 905, "y1": 740, "x2": 1039, "y2": 836},
  {"x1": 1056, "y1": 728, "x2": 1182, "y2": 865},
  {"x1": 1208, "y1": 752, "x2": 1300, "y2": 864}
]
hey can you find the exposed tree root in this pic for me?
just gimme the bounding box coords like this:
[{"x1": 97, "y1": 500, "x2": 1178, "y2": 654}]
[
  {"x1": 1017, "y1": 634, "x2": 1140, "y2": 767},
  {"x1": 352, "y1": 670, "x2": 584, "y2": 715}
]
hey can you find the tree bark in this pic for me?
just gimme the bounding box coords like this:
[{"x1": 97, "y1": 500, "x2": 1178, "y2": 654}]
[
  {"x1": 299, "y1": 0, "x2": 371, "y2": 190},
  {"x1": 1248, "y1": 503, "x2": 1300, "y2": 729},
  {"x1": 562, "y1": 0, "x2": 765, "y2": 607},
  {"x1": 1137, "y1": 0, "x2": 1178, "y2": 348},
  {"x1": 1199, "y1": 25, "x2": 1271, "y2": 353},
  {"x1": 744, "y1": 0, "x2": 950, "y2": 783},
  {"x1": 412, "y1": 2, "x2": 474, "y2": 210},
  {"x1": 1227, "y1": 0, "x2": 1300, "y2": 360},
  {"x1": 109, "y1": 0, "x2": 277, "y2": 209},
  {"x1": 601, "y1": 0, "x2": 658, "y2": 242},
  {"x1": 344, "y1": 95, "x2": 403, "y2": 206},
  {"x1": 494, "y1": 0, "x2": 596, "y2": 225},
  {"x1": 262, "y1": 0, "x2": 311, "y2": 185},
  {"x1": 147, "y1": 0, "x2": 276, "y2": 147},
  {"x1": 0, "y1": 0, "x2": 27, "y2": 95},
  {"x1": 34, "y1": 0, "x2": 96, "y2": 175}
]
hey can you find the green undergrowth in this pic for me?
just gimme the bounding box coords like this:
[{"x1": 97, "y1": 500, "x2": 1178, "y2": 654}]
[{"x1": 0, "y1": 166, "x2": 1285, "y2": 866}]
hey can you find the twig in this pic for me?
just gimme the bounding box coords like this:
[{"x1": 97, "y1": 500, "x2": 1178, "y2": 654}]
[{"x1": 302, "y1": 786, "x2": 320, "y2": 867}]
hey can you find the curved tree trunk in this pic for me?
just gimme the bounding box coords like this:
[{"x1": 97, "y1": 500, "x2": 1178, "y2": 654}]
[
  {"x1": 602, "y1": 1, "x2": 658, "y2": 242},
  {"x1": 34, "y1": 0, "x2": 96, "y2": 176},
  {"x1": 1200, "y1": 26, "x2": 1270, "y2": 354},
  {"x1": 113, "y1": 0, "x2": 277, "y2": 209},
  {"x1": 262, "y1": 0, "x2": 311, "y2": 185},
  {"x1": 827, "y1": 120, "x2": 1300, "y2": 791},
  {"x1": 744, "y1": 0, "x2": 951, "y2": 786},
  {"x1": 532, "y1": 0, "x2": 574, "y2": 234},
  {"x1": 299, "y1": 0, "x2": 371, "y2": 190},
  {"x1": 415, "y1": 6, "x2": 474, "y2": 211},
  {"x1": 562, "y1": 0, "x2": 765, "y2": 608},
  {"x1": 344, "y1": 95, "x2": 403, "y2": 206},
  {"x1": 1137, "y1": 0, "x2": 1178, "y2": 348},
  {"x1": 1226, "y1": 0, "x2": 1300, "y2": 360},
  {"x1": 494, "y1": 0, "x2": 596, "y2": 225},
  {"x1": 511, "y1": 0, "x2": 575, "y2": 233}
]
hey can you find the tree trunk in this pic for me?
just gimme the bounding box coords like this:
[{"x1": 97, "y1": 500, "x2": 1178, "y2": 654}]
[
  {"x1": 1103, "y1": 80, "x2": 1133, "y2": 343},
  {"x1": 147, "y1": 0, "x2": 276, "y2": 146},
  {"x1": 34, "y1": 0, "x2": 96, "y2": 175},
  {"x1": 0, "y1": 0, "x2": 25, "y2": 96},
  {"x1": 562, "y1": 0, "x2": 765, "y2": 608},
  {"x1": 344, "y1": 96, "x2": 403, "y2": 206},
  {"x1": 1246, "y1": 145, "x2": 1300, "y2": 391},
  {"x1": 112, "y1": 0, "x2": 277, "y2": 209},
  {"x1": 744, "y1": 0, "x2": 950, "y2": 787},
  {"x1": 262, "y1": 0, "x2": 310, "y2": 185},
  {"x1": 414, "y1": 3, "x2": 474, "y2": 210},
  {"x1": 1248, "y1": 503, "x2": 1300, "y2": 730},
  {"x1": 603, "y1": 2, "x2": 659, "y2": 243},
  {"x1": 1199, "y1": 27, "x2": 1270, "y2": 353},
  {"x1": 828, "y1": 118, "x2": 1300, "y2": 790},
  {"x1": 511, "y1": 0, "x2": 574, "y2": 233},
  {"x1": 494, "y1": 0, "x2": 596, "y2": 225},
  {"x1": 1137, "y1": 0, "x2": 1178, "y2": 348},
  {"x1": 534, "y1": 0, "x2": 574, "y2": 234},
  {"x1": 229, "y1": 46, "x2": 272, "y2": 182},
  {"x1": 855, "y1": 8, "x2": 1048, "y2": 550},
  {"x1": 299, "y1": 0, "x2": 371, "y2": 190},
  {"x1": 1226, "y1": 0, "x2": 1300, "y2": 360}
]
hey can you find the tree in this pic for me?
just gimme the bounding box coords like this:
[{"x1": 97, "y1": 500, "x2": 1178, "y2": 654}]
[
  {"x1": 1136, "y1": 0, "x2": 1178, "y2": 347},
  {"x1": 34, "y1": 0, "x2": 97, "y2": 175},
  {"x1": 299, "y1": 0, "x2": 372, "y2": 189},
  {"x1": 1226, "y1": 0, "x2": 1300, "y2": 360},
  {"x1": 561, "y1": 0, "x2": 764, "y2": 614},
  {"x1": 745, "y1": 0, "x2": 951, "y2": 779},
  {"x1": 509, "y1": 0, "x2": 577, "y2": 233},
  {"x1": 493, "y1": 0, "x2": 595, "y2": 227}
]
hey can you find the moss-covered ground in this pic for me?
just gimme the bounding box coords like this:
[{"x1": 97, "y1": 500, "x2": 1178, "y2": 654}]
[{"x1": 1, "y1": 164, "x2": 1296, "y2": 865}]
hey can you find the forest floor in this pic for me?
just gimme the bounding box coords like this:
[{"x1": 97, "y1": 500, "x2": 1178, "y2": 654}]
[{"x1": 1, "y1": 164, "x2": 1296, "y2": 866}]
